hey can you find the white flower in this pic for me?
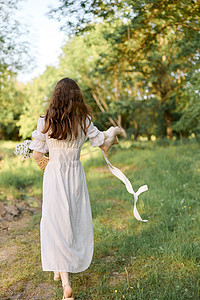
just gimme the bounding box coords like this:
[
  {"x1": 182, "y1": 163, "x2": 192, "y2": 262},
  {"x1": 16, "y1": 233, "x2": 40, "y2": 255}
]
[{"x1": 14, "y1": 140, "x2": 33, "y2": 160}]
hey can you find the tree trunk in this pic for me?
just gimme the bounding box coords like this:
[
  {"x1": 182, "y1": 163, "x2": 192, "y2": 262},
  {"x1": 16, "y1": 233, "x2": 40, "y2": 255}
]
[
  {"x1": 134, "y1": 121, "x2": 139, "y2": 141},
  {"x1": 164, "y1": 110, "x2": 173, "y2": 140},
  {"x1": 147, "y1": 134, "x2": 151, "y2": 141},
  {"x1": 92, "y1": 92, "x2": 117, "y2": 127},
  {"x1": 117, "y1": 115, "x2": 121, "y2": 127},
  {"x1": 194, "y1": 131, "x2": 200, "y2": 143}
]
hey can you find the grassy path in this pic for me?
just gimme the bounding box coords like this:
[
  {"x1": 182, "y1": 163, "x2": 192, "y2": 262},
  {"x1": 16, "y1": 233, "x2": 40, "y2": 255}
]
[{"x1": 0, "y1": 140, "x2": 199, "y2": 299}]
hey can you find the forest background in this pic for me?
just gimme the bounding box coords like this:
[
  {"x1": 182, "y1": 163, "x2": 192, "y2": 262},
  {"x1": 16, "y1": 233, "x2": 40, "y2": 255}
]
[{"x1": 1, "y1": 0, "x2": 200, "y2": 142}]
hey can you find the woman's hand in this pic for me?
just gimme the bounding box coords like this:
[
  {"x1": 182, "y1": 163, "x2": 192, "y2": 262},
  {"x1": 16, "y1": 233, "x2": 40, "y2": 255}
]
[
  {"x1": 33, "y1": 150, "x2": 44, "y2": 160},
  {"x1": 33, "y1": 151, "x2": 49, "y2": 172},
  {"x1": 100, "y1": 127, "x2": 126, "y2": 156}
]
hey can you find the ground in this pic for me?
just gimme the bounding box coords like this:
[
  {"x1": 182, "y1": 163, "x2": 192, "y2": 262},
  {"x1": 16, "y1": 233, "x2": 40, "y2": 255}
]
[{"x1": 1, "y1": 140, "x2": 200, "y2": 299}]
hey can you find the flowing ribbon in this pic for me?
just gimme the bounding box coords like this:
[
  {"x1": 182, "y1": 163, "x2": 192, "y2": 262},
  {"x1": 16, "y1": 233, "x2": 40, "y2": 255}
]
[{"x1": 101, "y1": 150, "x2": 148, "y2": 222}]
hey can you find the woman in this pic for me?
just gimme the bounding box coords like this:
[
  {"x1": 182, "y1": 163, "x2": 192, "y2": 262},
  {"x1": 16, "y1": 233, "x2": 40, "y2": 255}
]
[{"x1": 29, "y1": 77, "x2": 124, "y2": 299}]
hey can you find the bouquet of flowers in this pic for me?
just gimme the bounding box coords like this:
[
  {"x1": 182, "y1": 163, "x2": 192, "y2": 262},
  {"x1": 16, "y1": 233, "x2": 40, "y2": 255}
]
[
  {"x1": 14, "y1": 140, "x2": 33, "y2": 161},
  {"x1": 14, "y1": 140, "x2": 49, "y2": 172}
]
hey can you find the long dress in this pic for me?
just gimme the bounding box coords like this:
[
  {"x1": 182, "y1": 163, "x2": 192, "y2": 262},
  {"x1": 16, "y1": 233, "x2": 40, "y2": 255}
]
[{"x1": 29, "y1": 116, "x2": 105, "y2": 273}]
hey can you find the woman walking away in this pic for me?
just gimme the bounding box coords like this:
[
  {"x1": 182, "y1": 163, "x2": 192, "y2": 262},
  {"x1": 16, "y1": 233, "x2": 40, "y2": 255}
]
[{"x1": 29, "y1": 78, "x2": 124, "y2": 299}]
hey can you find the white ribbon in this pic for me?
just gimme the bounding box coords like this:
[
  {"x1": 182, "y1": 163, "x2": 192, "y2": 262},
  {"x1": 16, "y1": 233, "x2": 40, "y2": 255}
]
[{"x1": 101, "y1": 150, "x2": 148, "y2": 222}]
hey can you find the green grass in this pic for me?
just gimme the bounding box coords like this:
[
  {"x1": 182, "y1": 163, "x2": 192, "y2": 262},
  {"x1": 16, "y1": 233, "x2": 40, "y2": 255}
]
[
  {"x1": 0, "y1": 139, "x2": 200, "y2": 299},
  {"x1": 0, "y1": 140, "x2": 44, "y2": 204}
]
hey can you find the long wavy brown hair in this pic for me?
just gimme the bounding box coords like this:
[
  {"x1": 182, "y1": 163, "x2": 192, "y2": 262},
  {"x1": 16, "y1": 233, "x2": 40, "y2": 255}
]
[{"x1": 42, "y1": 78, "x2": 92, "y2": 140}]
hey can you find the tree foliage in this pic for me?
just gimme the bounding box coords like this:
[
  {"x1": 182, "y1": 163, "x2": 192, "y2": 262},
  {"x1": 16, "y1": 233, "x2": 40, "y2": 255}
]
[
  {"x1": 3, "y1": 0, "x2": 200, "y2": 141},
  {"x1": 173, "y1": 65, "x2": 200, "y2": 140},
  {"x1": 0, "y1": 72, "x2": 25, "y2": 139},
  {"x1": 48, "y1": 0, "x2": 200, "y2": 139},
  {"x1": 0, "y1": 0, "x2": 31, "y2": 73},
  {"x1": 48, "y1": 0, "x2": 200, "y2": 36},
  {"x1": 17, "y1": 66, "x2": 60, "y2": 138},
  {"x1": 0, "y1": 0, "x2": 33, "y2": 139}
]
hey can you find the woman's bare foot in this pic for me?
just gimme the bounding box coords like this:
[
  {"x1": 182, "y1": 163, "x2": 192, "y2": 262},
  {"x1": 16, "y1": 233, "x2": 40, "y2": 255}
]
[
  {"x1": 54, "y1": 271, "x2": 60, "y2": 281},
  {"x1": 60, "y1": 272, "x2": 73, "y2": 299},
  {"x1": 63, "y1": 284, "x2": 73, "y2": 299}
]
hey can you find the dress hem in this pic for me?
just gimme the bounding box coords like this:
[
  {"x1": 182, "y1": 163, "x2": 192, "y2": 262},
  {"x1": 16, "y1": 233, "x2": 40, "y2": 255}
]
[{"x1": 42, "y1": 265, "x2": 92, "y2": 273}]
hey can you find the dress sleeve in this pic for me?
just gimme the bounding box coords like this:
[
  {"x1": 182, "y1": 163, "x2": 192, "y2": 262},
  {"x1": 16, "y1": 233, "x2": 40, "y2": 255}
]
[
  {"x1": 29, "y1": 116, "x2": 49, "y2": 154},
  {"x1": 86, "y1": 117, "x2": 105, "y2": 147}
]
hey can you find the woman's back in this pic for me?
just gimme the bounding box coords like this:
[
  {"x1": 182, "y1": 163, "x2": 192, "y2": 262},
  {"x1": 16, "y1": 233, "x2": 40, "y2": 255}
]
[{"x1": 46, "y1": 124, "x2": 86, "y2": 166}]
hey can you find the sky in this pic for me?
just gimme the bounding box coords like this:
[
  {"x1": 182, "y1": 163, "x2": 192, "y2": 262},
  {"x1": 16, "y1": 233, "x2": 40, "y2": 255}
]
[{"x1": 16, "y1": 0, "x2": 66, "y2": 83}]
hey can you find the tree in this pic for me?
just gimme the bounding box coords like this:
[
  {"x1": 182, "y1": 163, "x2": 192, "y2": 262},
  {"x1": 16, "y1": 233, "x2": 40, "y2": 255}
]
[
  {"x1": 48, "y1": 0, "x2": 200, "y2": 36},
  {"x1": 173, "y1": 65, "x2": 200, "y2": 141},
  {"x1": 17, "y1": 66, "x2": 61, "y2": 138},
  {"x1": 57, "y1": 21, "x2": 147, "y2": 129},
  {"x1": 0, "y1": 72, "x2": 25, "y2": 140},
  {"x1": 0, "y1": 0, "x2": 33, "y2": 139},
  {"x1": 49, "y1": 0, "x2": 200, "y2": 139},
  {"x1": 0, "y1": 0, "x2": 31, "y2": 74}
]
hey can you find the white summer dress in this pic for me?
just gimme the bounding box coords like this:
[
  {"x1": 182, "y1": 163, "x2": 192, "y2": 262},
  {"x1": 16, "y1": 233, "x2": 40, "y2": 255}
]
[{"x1": 29, "y1": 116, "x2": 105, "y2": 273}]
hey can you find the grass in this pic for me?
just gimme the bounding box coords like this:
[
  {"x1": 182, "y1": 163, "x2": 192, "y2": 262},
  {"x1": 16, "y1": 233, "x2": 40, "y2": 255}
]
[{"x1": 0, "y1": 139, "x2": 200, "y2": 299}]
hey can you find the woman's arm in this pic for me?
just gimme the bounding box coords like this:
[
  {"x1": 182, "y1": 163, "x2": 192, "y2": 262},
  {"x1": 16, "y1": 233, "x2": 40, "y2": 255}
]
[
  {"x1": 86, "y1": 117, "x2": 126, "y2": 154},
  {"x1": 29, "y1": 117, "x2": 49, "y2": 172}
]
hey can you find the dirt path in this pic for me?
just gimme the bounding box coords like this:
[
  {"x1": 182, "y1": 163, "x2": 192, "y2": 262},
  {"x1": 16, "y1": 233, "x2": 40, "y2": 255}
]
[{"x1": 0, "y1": 202, "x2": 57, "y2": 300}]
